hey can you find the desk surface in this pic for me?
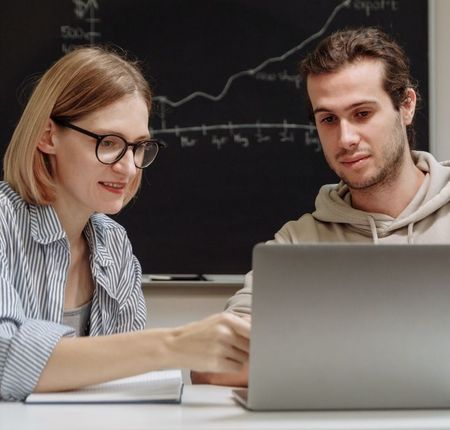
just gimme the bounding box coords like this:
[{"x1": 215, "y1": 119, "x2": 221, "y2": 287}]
[{"x1": 3, "y1": 385, "x2": 450, "y2": 430}]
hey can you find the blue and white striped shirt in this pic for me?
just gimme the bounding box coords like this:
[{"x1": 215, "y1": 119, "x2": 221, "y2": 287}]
[{"x1": 0, "y1": 182, "x2": 147, "y2": 401}]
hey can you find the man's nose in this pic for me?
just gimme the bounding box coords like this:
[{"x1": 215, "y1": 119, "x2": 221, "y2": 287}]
[{"x1": 338, "y1": 120, "x2": 360, "y2": 149}]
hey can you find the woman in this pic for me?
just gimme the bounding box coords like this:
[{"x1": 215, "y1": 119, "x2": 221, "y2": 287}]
[{"x1": 0, "y1": 46, "x2": 249, "y2": 401}]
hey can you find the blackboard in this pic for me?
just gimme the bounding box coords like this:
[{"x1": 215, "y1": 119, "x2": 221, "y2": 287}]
[{"x1": 0, "y1": 0, "x2": 429, "y2": 274}]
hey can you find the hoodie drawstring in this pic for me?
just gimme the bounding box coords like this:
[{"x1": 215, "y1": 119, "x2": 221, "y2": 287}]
[
  {"x1": 367, "y1": 215, "x2": 415, "y2": 244},
  {"x1": 367, "y1": 216, "x2": 379, "y2": 244},
  {"x1": 407, "y1": 222, "x2": 415, "y2": 244}
]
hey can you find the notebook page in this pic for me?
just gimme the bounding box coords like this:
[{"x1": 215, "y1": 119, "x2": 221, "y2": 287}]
[{"x1": 25, "y1": 369, "x2": 183, "y2": 404}]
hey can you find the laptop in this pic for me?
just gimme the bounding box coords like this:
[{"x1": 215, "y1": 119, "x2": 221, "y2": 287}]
[{"x1": 233, "y1": 243, "x2": 450, "y2": 410}]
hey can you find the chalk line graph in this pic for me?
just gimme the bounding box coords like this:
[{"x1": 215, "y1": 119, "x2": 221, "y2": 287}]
[{"x1": 151, "y1": 0, "x2": 350, "y2": 142}]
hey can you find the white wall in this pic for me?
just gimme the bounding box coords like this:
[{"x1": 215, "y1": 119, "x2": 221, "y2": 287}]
[
  {"x1": 431, "y1": 0, "x2": 450, "y2": 160},
  {"x1": 143, "y1": 285, "x2": 240, "y2": 328}
]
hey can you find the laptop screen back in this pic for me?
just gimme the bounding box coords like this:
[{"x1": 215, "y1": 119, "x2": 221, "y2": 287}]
[{"x1": 244, "y1": 243, "x2": 450, "y2": 410}]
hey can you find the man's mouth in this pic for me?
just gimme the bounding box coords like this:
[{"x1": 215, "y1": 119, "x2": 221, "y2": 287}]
[{"x1": 340, "y1": 154, "x2": 370, "y2": 166}]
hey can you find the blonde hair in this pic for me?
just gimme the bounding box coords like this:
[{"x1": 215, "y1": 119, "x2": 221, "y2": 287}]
[{"x1": 4, "y1": 46, "x2": 152, "y2": 205}]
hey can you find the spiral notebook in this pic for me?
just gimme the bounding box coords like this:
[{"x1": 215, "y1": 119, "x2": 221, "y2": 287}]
[{"x1": 25, "y1": 369, "x2": 183, "y2": 404}]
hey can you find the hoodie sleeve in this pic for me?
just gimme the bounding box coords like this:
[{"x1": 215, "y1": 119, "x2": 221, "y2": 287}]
[
  {"x1": 273, "y1": 214, "x2": 324, "y2": 243},
  {"x1": 225, "y1": 271, "x2": 253, "y2": 315},
  {"x1": 225, "y1": 212, "x2": 329, "y2": 315},
  {"x1": 225, "y1": 215, "x2": 319, "y2": 315}
]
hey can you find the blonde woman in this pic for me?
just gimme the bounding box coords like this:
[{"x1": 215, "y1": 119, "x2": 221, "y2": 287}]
[{"x1": 0, "y1": 47, "x2": 249, "y2": 401}]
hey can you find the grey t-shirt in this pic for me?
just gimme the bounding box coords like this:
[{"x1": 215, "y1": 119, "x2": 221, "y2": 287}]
[{"x1": 63, "y1": 300, "x2": 92, "y2": 337}]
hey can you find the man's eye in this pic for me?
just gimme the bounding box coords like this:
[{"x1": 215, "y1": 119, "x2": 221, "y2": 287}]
[
  {"x1": 356, "y1": 111, "x2": 370, "y2": 119},
  {"x1": 320, "y1": 116, "x2": 335, "y2": 124}
]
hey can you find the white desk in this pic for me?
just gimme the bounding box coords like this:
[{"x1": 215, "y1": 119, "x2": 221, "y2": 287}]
[{"x1": 2, "y1": 385, "x2": 450, "y2": 430}]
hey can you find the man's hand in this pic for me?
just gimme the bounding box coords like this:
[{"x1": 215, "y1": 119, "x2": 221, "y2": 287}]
[
  {"x1": 191, "y1": 361, "x2": 248, "y2": 387},
  {"x1": 191, "y1": 313, "x2": 250, "y2": 386}
]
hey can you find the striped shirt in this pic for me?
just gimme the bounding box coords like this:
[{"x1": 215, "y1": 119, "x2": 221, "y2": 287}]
[{"x1": 0, "y1": 182, "x2": 147, "y2": 401}]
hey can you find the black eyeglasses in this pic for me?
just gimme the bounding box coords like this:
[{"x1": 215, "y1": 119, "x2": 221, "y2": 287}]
[{"x1": 52, "y1": 118, "x2": 165, "y2": 169}]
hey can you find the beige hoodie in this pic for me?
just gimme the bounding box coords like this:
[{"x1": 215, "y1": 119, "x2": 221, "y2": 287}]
[{"x1": 226, "y1": 151, "x2": 450, "y2": 315}]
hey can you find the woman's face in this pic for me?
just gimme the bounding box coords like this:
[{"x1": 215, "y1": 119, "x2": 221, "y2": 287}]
[{"x1": 50, "y1": 94, "x2": 149, "y2": 217}]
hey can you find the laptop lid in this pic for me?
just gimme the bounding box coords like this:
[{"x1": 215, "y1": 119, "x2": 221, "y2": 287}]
[{"x1": 237, "y1": 243, "x2": 450, "y2": 410}]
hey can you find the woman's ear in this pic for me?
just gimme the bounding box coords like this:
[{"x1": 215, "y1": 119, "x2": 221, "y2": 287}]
[
  {"x1": 401, "y1": 88, "x2": 417, "y2": 126},
  {"x1": 37, "y1": 118, "x2": 58, "y2": 155}
]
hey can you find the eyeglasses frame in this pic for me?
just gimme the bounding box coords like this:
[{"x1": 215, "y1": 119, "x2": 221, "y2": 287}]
[{"x1": 51, "y1": 117, "x2": 165, "y2": 169}]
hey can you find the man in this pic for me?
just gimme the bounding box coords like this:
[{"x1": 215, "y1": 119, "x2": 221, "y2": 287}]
[{"x1": 192, "y1": 27, "x2": 450, "y2": 385}]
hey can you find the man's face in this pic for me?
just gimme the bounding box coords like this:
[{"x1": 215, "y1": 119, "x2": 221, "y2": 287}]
[{"x1": 307, "y1": 59, "x2": 415, "y2": 190}]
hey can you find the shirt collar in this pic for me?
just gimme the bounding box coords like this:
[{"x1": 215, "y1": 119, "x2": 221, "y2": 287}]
[
  {"x1": 29, "y1": 203, "x2": 66, "y2": 244},
  {"x1": 30, "y1": 204, "x2": 114, "y2": 268},
  {"x1": 85, "y1": 215, "x2": 117, "y2": 301},
  {"x1": 84, "y1": 215, "x2": 115, "y2": 268}
]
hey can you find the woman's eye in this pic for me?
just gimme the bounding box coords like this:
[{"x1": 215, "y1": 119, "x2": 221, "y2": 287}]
[{"x1": 100, "y1": 138, "x2": 117, "y2": 148}]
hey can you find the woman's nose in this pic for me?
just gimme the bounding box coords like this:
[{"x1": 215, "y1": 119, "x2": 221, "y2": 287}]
[{"x1": 112, "y1": 147, "x2": 137, "y2": 176}]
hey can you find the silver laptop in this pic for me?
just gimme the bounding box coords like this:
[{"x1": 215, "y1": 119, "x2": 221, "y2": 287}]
[{"x1": 233, "y1": 243, "x2": 450, "y2": 410}]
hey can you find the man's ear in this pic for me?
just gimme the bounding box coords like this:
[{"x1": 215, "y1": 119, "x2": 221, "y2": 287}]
[
  {"x1": 400, "y1": 88, "x2": 417, "y2": 126},
  {"x1": 37, "y1": 118, "x2": 58, "y2": 155}
]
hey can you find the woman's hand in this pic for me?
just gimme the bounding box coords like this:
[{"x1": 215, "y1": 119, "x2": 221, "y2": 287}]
[
  {"x1": 167, "y1": 312, "x2": 250, "y2": 373},
  {"x1": 35, "y1": 312, "x2": 249, "y2": 394},
  {"x1": 190, "y1": 314, "x2": 251, "y2": 386}
]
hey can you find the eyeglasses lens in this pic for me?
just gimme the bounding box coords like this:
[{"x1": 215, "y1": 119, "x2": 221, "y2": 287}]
[
  {"x1": 97, "y1": 136, "x2": 127, "y2": 164},
  {"x1": 135, "y1": 142, "x2": 159, "y2": 168},
  {"x1": 97, "y1": 136, "x2": 159, "y2": 168}
]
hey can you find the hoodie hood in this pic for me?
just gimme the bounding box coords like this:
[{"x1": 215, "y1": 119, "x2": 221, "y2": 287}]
[{"x1": 312, "y1": 151, "x2": 450, "y2": 243}]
